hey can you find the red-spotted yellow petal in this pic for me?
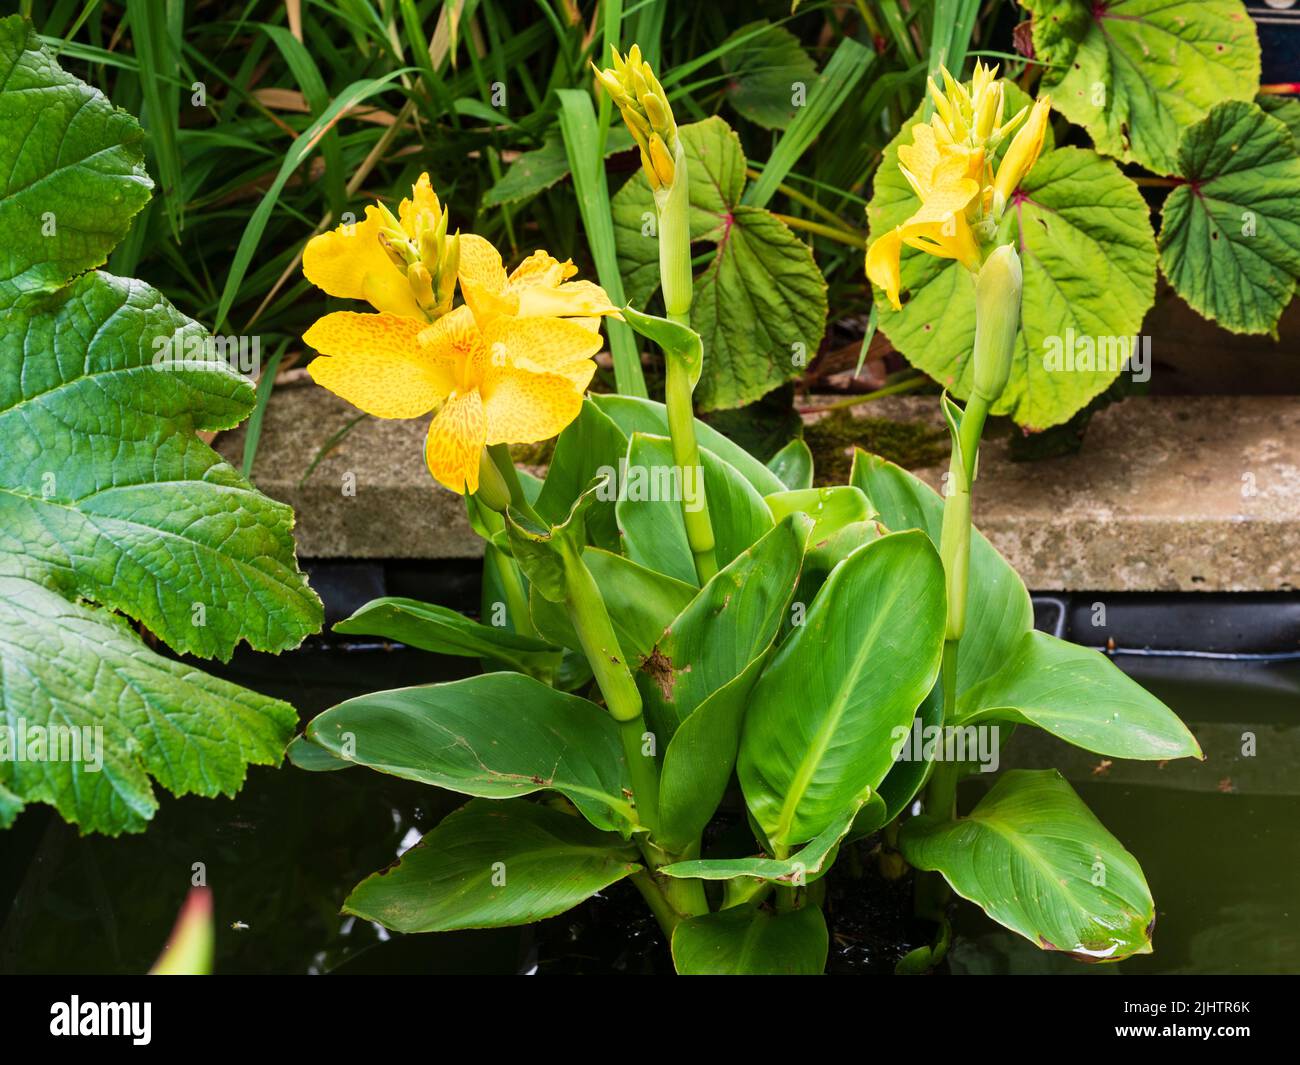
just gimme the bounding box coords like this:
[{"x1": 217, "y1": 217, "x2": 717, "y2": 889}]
[
  {"x1": 457, "y1": 233, "x2": 508, "y2": 294},
  {"x1": 303, "y1": 207, "x2": 424, "y2": 319},
  {"x1": 865, "y1": 228, "x2": 904, "y2": 311},
  {"x1": 461, "y1": 276, "x2": 519, "y2": 330},
  {"x1": 425, "y1": 390, "x2": 487, "y2": 493},
  {"x1": 481, "y1": 367, "x2": 591, "y2": 446},
  {"x1": 508, "y1": 250, "x2": 575, "y2": 289},
  {"x1": 515, "y1": 278, "x2": 620, "y2": 320},
  {"x1": 484, "y1": 315, "x2": 603, "y2": 384},
  {"x1": 305, "y1": 312, "x2": 451, "y2": 418},
  {"x1": 898, "y1": 123, "x2": 943, "y2": 197},
  {"x1": 417, "y1": 304, "x2": 490, "y2": 382}
]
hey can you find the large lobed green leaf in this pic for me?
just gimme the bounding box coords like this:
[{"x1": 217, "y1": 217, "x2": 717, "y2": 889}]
[
  {"x1": 612, "y1": 116, "x2": 828, "y2": 411},
  {"x1": 868, "y1": 120, "x2": 1156, "y2": 429},
  {"x1": 1, "y1": 273, "x2": 322, "y2": 661},
  {"x1": 738, "y1": 530, "x2": 947, "y2": 849},
  {"x1": 0, "y1": 19, "x2": 320, "y2": 834},
  {"x1": 0, "y1": 15, "x2": 152, "y2": 299},
  {"x1": 343, "y1": 798, "x2": 640, "y2": 933},
  {"x1": 1159, "y1": 100, "x2": 1300, "y2": 336},
  {"x1": 719, "y1": 20, "x2": 818, "y2": 130},
  {"x1": 0, "y1": 578, "x2": 298, "y2": 834},
  {"x1": 1024, "y1": 0, "x2": 1260, "y2": 176},
  {"x1": 901, "y1": 769, "x2": 1156, "y2": 961}
]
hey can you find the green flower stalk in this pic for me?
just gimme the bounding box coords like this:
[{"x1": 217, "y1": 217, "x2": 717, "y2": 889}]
[{"x1": 595, "y1": 45, "x2": 718, "y2": 583}]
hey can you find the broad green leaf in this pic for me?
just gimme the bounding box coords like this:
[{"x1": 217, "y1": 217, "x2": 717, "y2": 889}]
[
  {"x1": 868, "y1": 122, "x2": 1156, "y2": 429},
  {"x1": 719, "y1": 20, "x2": 818, "y2": 130},
  {"x1": 0, "y1": 578, "x2": 297, "y2": 835},
  {"x1": 332, "y1": 596, "x2": 561, "y2": 677},
  {"x1": 661, "y1": 800, "x2": 862, "y2": 883},
  {"x1": 0, "y1": 15, "x2": 152, "y2": 298},
  {"x1": 1, "y1": 272, "x2": 323, "y2": 660},
  {"x1": 591, "y1": 394, "x2": 785, "y2": 496},
  {"x1": 1159, "y1": 100, "x2": 1300, "y2": 336},
  {"x1": 783, "y1": 519, "x2": 884, "y2": 637},
  {"x1": 647, "y1": 517, "x2": 813, "y2": 848},
  {"x1": 655, "y1": 658, "x2": 765, "y2": 853},
  {"x1": 672, "y1": 905, "x2": 827, "y2": 975},
  {"x1": 505, "y1": 478, "x2": 606, "y2": 603},
  {"x1": 738, "y1": 530, "x2": 947, "y2": 848},
  {"x1": 343, "y1": 799, "x2": 640, "y2": 932},
  {"x1": 535, "y1": 397, "x2": 627, "y2": 552},
  {"x1": 875, "y1": 681, "x2": 942, "y2": 822},
  {"x1": 767, "y1": 437, "x2": 813, "y2": 490},
  {"x1": 900, "y1": 769, "x2": 1155, "y2": 961},
  {"x1": 638, "y1": 513, "x2": 812, "y2": 735},
  {"x1": 1259, "y1": 93, "x2": 1300, "y2": 145},
  {"x1": 612, "y1": 116, "x2": 828, "y2": 411},
  {"x1": 956, "y1": 630, "x2": 1202, "y2": 760},
  {"x1": 850, "y1": 451, "x2": 1032, "y2": 694},
  {"x1": 765, "y1": 485, "x2": 871, "y2": 544},
  {"x1": 304, "y1": 672, "x2": 636, "y2": 834},
  {"x1": 529, "y1": 547, "x2": 696, "y2": 664},
  {"x1": 617, "y1": 434, "x2": 773, "y2": 586},
  {"x1": 286, "y1": 734, "x2": 352, "y2": 772},
  {"x1": 1024, "y1": 0, "x2": 1260, "y2": 175},
  {"x1": 622, "y1": 304, "x2": 703, "y2": 390}
]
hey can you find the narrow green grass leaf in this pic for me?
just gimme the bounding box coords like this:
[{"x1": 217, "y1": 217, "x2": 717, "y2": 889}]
[
  {"x1": 743, "y1": 36, "x2": 874, "y2": 210},
  {"x1": 556, "y1": 87, "x2": 647, "y2": 397}
]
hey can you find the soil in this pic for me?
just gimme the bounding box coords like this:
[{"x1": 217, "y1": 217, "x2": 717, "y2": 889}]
[{"x1": 528, "y1": 836, "x2": 934, "y2": 975}]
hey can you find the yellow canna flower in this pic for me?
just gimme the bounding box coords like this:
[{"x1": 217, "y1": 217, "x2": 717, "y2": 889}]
[
  {"x1": 865, "y1": 63, "x2": 1050, "y2": 311},
  {"x1": 302, "y1": 175, "x2": 623, "y2": 494},
  {"x1": 305, "y1": 277, "x2": 607, "y2": 495},
  {"x1": 456, "y1": 234, "x2": 621, "y2": 331},
  {"x1": 592, "y1": 44, "x2": 679, "y2": 189},
  {"x1": 304, "y1": 173, "x2": 460, "y2": 321}
]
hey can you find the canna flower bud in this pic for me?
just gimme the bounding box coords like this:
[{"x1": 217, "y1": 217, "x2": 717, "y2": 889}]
[
  {"x1": 971, "y1": 244, "x2": 1023, "y2": 404},
  {"x1": 993, "y1": 96, "x2": 1051, "y2": 218},
  {"x1": 407, "y1": 261, "x2": 435, "y2": 310},
  {"x1": 592, "y1": 44, "x2": 680, "y2": 191}
]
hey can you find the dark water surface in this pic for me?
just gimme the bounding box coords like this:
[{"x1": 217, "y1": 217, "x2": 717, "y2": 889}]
[{"x1": 2, "y1": 610, "x2": 1296, "y2": 975}]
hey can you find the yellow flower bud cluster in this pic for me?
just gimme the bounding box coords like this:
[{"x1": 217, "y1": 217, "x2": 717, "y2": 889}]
[
  {"x1": 592, "y1": 44, "x2": 679, "y2": 189},
  {"x1": 373, "y1": 177, "x2": 462, "y2": 319}
]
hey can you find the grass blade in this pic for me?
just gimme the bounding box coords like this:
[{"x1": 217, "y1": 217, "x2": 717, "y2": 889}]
[
  {"x1": 214, "y1": 69, "x2": 411, "y2": 332},
  {"x1": 556, "y1": 87, "x2": 647, "y2": 397},
  {"x1": 743, "y1": 36, "x2": 875, "y2": 210}
]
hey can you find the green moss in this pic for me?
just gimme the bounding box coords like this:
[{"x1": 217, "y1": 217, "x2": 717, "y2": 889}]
[{"x1": 803, "y1": 410, "x2": 948, "y2": 486}]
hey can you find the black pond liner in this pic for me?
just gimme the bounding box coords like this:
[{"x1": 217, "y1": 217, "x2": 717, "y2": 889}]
[{"x1": 1, "y1": 560, "x2": 1296, "y2": 975}]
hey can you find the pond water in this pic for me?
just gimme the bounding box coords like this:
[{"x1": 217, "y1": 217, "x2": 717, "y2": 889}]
[{"x1": 1, "y1": 587, "x2": 1296, "y2": 975}]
